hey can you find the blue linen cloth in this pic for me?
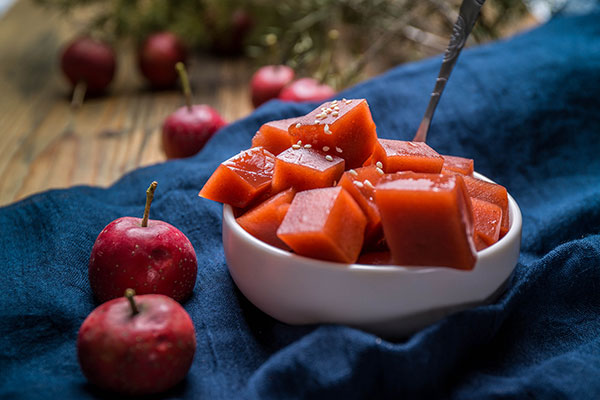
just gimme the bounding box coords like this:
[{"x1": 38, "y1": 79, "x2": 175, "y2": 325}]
[{"x1": 1, "y1": 11, "x2": 600, "y2": 399}]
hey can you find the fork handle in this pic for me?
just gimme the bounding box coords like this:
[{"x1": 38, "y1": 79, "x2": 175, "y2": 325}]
[{"x1": 413, "y1": 0, "x2": 486, "y2": 142}]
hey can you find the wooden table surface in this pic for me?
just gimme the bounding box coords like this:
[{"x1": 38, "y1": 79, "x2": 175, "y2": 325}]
[
  {"x1": 0, "y1": 0, "x2": 254, "y2": 207},
  {"x1": 0, "y1": 1, "x2": 538, "y2": 207}
]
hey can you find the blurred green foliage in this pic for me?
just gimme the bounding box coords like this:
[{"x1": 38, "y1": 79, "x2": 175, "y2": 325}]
[{"x1": 36, "y1": 0, "x2": 531, "y2": 88}]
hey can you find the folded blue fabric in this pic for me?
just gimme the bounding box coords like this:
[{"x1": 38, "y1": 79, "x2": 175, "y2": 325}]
[{"x1": 1, "y1": 11, "x2": 600, "y2": 400}]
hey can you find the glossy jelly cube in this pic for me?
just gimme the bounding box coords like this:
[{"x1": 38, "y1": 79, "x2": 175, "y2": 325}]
[
  {"x1": 271, "y1": 146, "x2": 344, "y2": 193},
  {"x1": 337, "y1": 165, "x2": 384, "y2": 245},
  {"x1": 251, "y1": 117, "x2": 297, "y2": 155},
  {"x1": 471, "y1": 197, "x2": 502, "y2": 251},
  {"x1": 441, "y1": 155, "x2": 474, "y2": 176},
  {"x1": 463, "y1": 175, "x2": 509, "y2": 237},
  {"x1": 366, "y1": 139, "x2": 443, "y2": 173},
  {"x1": 288, "y1": 99, "x2": 378, "y2": 169},
  {"x1": 199, "y1": 147, "x2": 275, "y2": 208},
  {"x1": 236, "y1": 188, "x2": 295, "y2": 250},
  {"x1": 277, "y1": 186, "x2": 367, "y2": 263},
  {"x1": 375, "y1": 172, "x2": 477, "y2": 269}
]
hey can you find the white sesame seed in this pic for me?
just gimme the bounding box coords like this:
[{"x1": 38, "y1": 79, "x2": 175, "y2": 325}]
[
  {"x1": 325, "y1": 155, "x2": 333, "y2": 161},
  {"x1": 314, "y1": 120, "x2": 320, "y2": 124},
  {"x1": 292, "y1": 144, "x2": 301, "y2": 149},
  {"x1": 376, "y1": 167, "x2": 384, "y2": 175},
  {"x1": 324, "y1": 124, "x2": 332, "y2": 135},
  {"x1": 304, "y1": 144, "x2": 312, "y2": 149},
  {"x1": 354, "y1": 181, "x2": 364, "y2": 188},
  {"x1": 342, "y1": 98, "x2": 347, "y2": 102},
  {"x1": 348, "y1": 169, "x2": 358, "y2": 176},
  {"x1": 322, "y1": 146, "x2": 330, "y2": 152},
  {"x1": 364, "y1": 179, "x2": 374, "y2": 189},
  {"x1": 345, "y1": 99, "x2": 353, "y2": 104},
  {"x1": 297, "y1": 140, "x2": 302, "y2": 145},
  {"x1": 331, "y1": 100, "x2": 338, "y2": 105},
  {"x1": 295, "y1": 123, "x2": 302, "y2": 128},
  {"x1": 335, "y1": 146, "x2": 343, "y2": 153},
  {"x1": 332, "y1": 111, "x2": 339, "y2": 117},
  {"x1": 326, "y1": 108, "x2": 333, "y2": 113},
  {"x1": 376, "y1": 161, "x2": 383, "y2": 168},
  {"x1": 334, "y1": 106, "x2": 339, "y2": 111},
  {"x1": 321, "y1": 107, "x2": 327, "y2": 111}
]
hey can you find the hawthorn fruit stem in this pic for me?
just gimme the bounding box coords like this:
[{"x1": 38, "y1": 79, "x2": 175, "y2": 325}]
[
  {"x1": 124, "y1": 288, "x2": 139, "y2": 315},
  {"x1": 175, "y1": 62, "x2": 193, "y2": 111},
  {"x1": 141, "y1": 181, "x2": 158, "y2": 227},
  {"x1": 71, "y1": 81, "x2": 87, "y2": 109}
]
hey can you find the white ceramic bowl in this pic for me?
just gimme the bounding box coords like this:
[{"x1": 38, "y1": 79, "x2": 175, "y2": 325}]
[{"x1": 222, "y1": 173, "x2": 522, "y2": 338}]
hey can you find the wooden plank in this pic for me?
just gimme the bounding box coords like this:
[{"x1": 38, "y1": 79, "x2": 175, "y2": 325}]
[{"x1": 0, "y1": 0, "x2": 254, "y2": 207}]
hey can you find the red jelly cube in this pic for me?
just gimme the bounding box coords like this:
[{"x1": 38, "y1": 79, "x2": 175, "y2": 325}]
[
  {"x1": 251, "y1": 117, "x2": 297, "y2": 155},
  {"x1": 375, "y1": 173, "x2": 477, "y2": 269},
  {"x1": 271, "y1": 147, "x2": 345, "y2": 193},
  {"x1": 366, "y1": 139, "x2": 443, "y2": 173},
  {"x1": 277, "y1": 186, "x2": 367, "y2": 263},
  {"x1": 288, "y1": 99, "x2": 378, "y2": 169},
  {"x1": 441, "y1": 155, "x2": 474, "y2": 176},
  {"x1": 471, "y1": 198, "x2": 502, "y2": 251},
  {"x1": 199, "y1": 147, "x2": 275, "y2": 208},
  {"x1": 463, "y1": 176, "x2": 510, "y2": 237},
  {"x1": 236, "y1": 188, "x2": 295, "y2": 250},
  {"x1": 337, "y1": 165, "x2": 385, "y2": 245}
]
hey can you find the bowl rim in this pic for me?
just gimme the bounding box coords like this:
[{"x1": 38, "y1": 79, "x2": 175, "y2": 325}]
[{"x1": 222, "y1": 172, "x2": 522, "y2": 275}]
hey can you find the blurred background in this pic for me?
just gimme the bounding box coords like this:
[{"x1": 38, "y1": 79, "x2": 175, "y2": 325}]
[{"x1": 0, "y1": 0, "x2": 593, "y2": 206}]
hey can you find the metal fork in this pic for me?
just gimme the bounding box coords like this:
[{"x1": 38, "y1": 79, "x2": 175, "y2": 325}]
[{"x1": 413, "y1": 0, "x2": 486, "y2": 142}]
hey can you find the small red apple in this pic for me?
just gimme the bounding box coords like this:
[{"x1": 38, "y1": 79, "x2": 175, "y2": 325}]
[
  {"x1": 78, "y1": 289, "x2": 196, "y2": 395},
  {"x1": 278, "y1": 78, "x2": 336, "y2": 103},
  {"x1": 162, "y1": 63, "x2": 227, "y2": 159},
  {"x1": 138, "y1": 32, "x2": 187, "y2": 88},
  {"x1": 89, "y1": 182, "x2": 197, "y2": 303},
  {"x1": 60, "y1": 36, "x2": 116, "y2": 95},
  {"x1": 228, "y1": 8, "x2": 254, "y2": 53},
  {"x1": 162, "y1": 105, "x2": 227, "y2": 158},
  {"x1": 208, "y1": 8, "x2": 254, "y2": 56},
  {"x1": 250, "y1": 65, "x2": 295, "y2": 108}
]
